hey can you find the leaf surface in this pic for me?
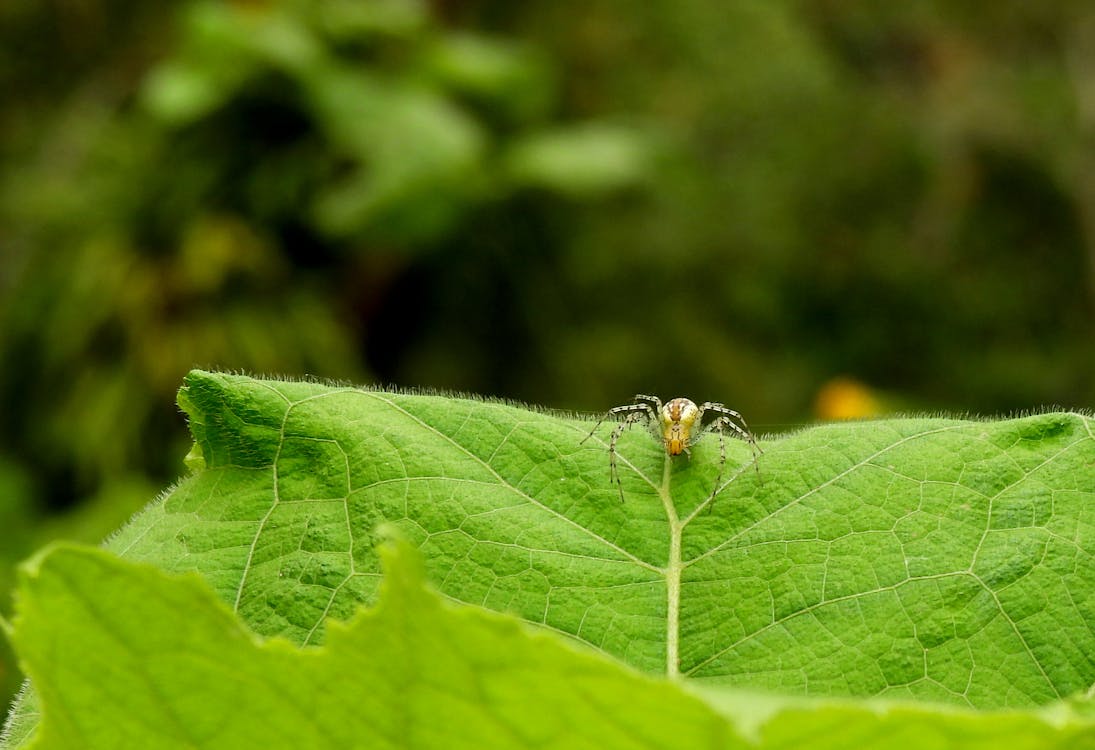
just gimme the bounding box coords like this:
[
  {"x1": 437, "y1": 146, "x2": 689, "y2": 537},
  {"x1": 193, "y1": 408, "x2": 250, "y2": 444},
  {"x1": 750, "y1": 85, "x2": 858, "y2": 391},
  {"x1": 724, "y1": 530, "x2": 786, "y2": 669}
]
[
  {"x1": 8, "y1": 544, "x2": 1095, "y2": 749},
  {"x1": 4, "y1": 371, "x2": 1095, "y2": 746},
  {"x1": 125, "y1": 375, "x2": 1095, "y2": 698}
]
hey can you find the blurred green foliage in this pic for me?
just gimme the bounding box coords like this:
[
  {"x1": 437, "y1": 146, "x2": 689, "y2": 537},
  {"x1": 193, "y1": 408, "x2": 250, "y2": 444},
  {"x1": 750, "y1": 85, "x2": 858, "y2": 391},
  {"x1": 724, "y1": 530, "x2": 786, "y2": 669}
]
[{"x1": 1, "y1": 0, "x2": 1093, "y2": 717}]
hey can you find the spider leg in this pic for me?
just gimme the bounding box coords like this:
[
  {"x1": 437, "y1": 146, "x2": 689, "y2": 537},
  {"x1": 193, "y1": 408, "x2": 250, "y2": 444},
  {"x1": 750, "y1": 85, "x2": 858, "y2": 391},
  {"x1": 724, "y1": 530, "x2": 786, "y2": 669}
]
[
  {"x1": 699, "y1": 401, "x2": 741, "y2": 419},
  {"x1": 581, "y1": 401, "x2": 657, "y2": 503},
  {"x1": 579, "y1": 414, "x2": 609, "y2": 445},
  {"x1": 704, "y1": 424, "x2": 728, "y2": 508},
  {"x1": 700, "y1": 409, "x2": 762, "y2": 513},
  {"x1": 632, "y1": 394, "x2": 663, "y2": 412},
  {"x1": 579, "y1": 403, "x2": 651, "y2": 445},
  {"x1": 700, "y1": 403, "x2": 763, "y2": 457},
  {"x1": 608, "y1": 410, "x2": 647, "y2": 502}
]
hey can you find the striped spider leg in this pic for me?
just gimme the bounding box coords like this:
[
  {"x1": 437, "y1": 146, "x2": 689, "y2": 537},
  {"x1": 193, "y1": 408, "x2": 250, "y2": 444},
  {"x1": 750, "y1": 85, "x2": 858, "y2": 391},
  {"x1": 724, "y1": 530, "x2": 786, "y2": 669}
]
[
  {"x1": 580, "y1": 395, "x2": 661, "y2": 502},
  {"x1": 695, "y1": 402, "x2": 762, "y2": 511}
]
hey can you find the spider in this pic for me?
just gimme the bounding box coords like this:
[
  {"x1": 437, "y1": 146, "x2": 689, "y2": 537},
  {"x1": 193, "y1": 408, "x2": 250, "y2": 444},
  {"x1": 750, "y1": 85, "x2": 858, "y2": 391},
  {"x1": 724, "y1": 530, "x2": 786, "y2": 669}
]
[{"x1": 580, "y1": 394, "x2": 760, "y2": 505}]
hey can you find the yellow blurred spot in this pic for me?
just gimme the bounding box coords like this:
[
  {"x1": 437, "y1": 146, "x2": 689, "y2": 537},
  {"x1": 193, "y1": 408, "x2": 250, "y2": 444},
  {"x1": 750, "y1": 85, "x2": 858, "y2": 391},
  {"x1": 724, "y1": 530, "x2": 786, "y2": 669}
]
[{"x1": 814, "y1": 377, "x2": 882, "y2": 420}]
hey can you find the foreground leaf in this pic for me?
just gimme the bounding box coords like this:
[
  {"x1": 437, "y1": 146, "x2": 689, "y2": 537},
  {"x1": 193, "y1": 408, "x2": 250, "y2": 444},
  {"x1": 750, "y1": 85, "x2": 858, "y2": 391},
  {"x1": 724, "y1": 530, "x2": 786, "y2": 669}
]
[{"x1": 7, "y1": 544, "x2": 1095, "y2": 749}]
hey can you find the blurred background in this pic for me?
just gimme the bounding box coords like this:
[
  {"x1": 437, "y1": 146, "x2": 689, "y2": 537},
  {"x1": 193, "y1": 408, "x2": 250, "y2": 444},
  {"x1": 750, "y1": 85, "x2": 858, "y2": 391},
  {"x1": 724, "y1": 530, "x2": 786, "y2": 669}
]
[{"x1": 1, "y1": 0, "x2": 1094, "y2": 709}]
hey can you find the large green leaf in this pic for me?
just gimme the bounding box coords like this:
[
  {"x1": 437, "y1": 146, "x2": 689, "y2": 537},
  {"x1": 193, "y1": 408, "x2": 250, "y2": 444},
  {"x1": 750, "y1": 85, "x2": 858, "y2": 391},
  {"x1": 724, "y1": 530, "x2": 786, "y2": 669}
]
[
  {"x1": 7, "y1": 543, "x2": 733, "y2": 749},
  {"x1": 3, "y1": 371, "x2": 1094, "y2": 746},
  {"x1": 6, "y1": 544, "x2": 1094, "y2": 749}
]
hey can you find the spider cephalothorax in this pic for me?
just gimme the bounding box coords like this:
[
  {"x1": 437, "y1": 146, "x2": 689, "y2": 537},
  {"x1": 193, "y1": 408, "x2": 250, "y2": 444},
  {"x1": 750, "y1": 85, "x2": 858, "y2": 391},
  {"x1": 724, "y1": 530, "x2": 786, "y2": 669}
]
[{"x1": 581, "y1": 394, "x2": 759, "y2": 505}]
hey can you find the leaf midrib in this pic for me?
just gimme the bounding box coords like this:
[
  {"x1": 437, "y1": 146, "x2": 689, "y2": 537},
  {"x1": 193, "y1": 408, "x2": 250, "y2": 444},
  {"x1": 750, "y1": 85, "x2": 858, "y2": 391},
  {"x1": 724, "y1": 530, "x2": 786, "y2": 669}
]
[{"x1": 659, "y1": 455, "x2": 683, "y2": 679}]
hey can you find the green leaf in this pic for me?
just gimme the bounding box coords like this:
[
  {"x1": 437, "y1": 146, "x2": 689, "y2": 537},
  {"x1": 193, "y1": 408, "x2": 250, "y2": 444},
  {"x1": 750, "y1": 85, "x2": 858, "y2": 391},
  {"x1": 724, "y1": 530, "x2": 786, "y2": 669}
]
[
  {"x1": 6, "y1": 544, "x2": 1094, "y2": 749},
  {"x1": 4, "y1": 371, "x2": 1094, "y2": 746},
  {"x1": 313, "y1": 0, "x2": 429, "y2": 40},
  {"x1": 504, "y1": 124, "x2": 653, "y2": 196},
  {"x1": 420, "y1": 33, "x2": 555, "y2": 120},
  {"x1": 5, "y1": 543, "x2": 725, "y2": 749},
  {"x1": 305, "y1": 69, "x2": 486, "y2": 241},
  {"x1": 100, "y1": 374, "x2": 1095, "y2": 694}
]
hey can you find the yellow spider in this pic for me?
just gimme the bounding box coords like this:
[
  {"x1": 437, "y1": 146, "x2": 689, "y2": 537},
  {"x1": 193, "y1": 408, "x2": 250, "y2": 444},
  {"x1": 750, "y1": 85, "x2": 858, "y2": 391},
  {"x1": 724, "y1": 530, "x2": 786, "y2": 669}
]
[{"x1": 581, "y1": 394, "x2": 760, "y2": 504}]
